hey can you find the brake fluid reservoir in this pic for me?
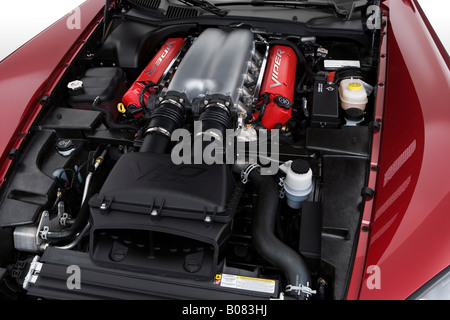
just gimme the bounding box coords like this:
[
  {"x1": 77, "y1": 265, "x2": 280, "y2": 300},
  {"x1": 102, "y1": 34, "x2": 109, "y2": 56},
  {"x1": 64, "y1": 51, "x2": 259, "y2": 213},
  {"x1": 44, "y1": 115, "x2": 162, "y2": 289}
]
[
  {"x1": 280, "y1": 160, "x2": 313, "y2": 209},
  {"x1": 339, "y1": 79, "x2": 368, "y2": 111}
]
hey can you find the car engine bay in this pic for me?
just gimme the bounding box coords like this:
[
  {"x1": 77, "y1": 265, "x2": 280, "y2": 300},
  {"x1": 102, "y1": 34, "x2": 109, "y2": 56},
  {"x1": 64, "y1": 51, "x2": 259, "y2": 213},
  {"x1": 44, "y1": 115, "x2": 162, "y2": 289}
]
[{"x1": 0, "y1": 2, "x2": 382, "y2": 300}]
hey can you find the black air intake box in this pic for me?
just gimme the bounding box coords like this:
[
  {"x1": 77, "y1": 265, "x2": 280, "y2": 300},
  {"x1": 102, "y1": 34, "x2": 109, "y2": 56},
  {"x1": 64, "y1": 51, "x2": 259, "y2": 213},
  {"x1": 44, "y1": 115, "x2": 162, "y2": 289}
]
[{"x1": 89, "y1": 153, "x2": 240, "y2": 280}]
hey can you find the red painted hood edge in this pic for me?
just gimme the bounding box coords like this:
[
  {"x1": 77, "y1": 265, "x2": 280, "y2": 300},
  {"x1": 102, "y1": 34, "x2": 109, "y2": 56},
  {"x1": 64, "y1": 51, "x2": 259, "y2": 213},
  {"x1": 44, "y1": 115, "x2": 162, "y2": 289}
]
[
  {"x1": 345, "y1": 1, "x2": 389, "y2": 299},
  {"x1": 348, "y1": 0, "x2": 450, "y2": 300},
  {"x1": 0, "y1": 0, "x2": 106, "y2": 186}
]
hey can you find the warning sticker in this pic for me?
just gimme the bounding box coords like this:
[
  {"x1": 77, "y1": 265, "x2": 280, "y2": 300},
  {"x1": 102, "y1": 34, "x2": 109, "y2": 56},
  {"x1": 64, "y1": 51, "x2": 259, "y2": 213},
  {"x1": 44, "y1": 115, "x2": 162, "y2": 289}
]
[
  {"x1": 217, "y1": 274, "x2": 276, "y2": 294},
  {"x1": 324, "y1": 59, "x2": 361, "y2": 70}
]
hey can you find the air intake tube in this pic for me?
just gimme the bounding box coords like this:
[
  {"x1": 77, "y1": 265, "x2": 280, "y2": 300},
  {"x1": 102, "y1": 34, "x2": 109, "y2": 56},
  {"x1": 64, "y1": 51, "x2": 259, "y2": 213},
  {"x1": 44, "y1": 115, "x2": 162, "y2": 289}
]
[
  {"x1": 194, "y1": 94, "x2": 233, "y2": 161},
  {"x1": 243, "y1": 165, "x2": 314, "y2": 299},
  {"x1": 140, "y1": 91, "x2": 187, "y2": 153}
]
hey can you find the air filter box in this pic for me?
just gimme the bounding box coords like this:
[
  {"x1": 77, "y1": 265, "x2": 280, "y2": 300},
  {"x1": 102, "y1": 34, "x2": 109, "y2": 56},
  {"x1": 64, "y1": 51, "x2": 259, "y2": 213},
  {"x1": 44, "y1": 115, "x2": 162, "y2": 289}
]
[{"x1": 88, "y1": 152, "x2": 241, "y2": 279}]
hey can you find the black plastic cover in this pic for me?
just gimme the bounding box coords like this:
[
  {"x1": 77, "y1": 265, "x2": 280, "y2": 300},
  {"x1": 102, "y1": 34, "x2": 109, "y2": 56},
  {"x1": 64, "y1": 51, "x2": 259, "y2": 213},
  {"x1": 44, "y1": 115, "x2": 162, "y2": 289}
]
[
  {"x1": 311, "y1": 76, "x2": 340, "y2": 128},
  {"x1": 89, "y1": 152, "x2": 236, "y2": 222},
  {"x1": 39, "y1": 107, "x2": 102, "y2": 131},
  {"x1": 299, "y1": 202, "x2": 322, "y2": 262},
  {"x1": 0, "y1": 130, "x2": 80, "y2": 227},
  {"x1": 88, "y1": 153, "x2": 240, "y2": 279},
  {"x1": 68, "y1": 67, "x2": 126, "y2": 108},
  {"x1": 306, "y1": 126, "x2": 370, "y2": 157},
  {"x1": 28, "y1": 247, "x2": 277, "y2": 300}
]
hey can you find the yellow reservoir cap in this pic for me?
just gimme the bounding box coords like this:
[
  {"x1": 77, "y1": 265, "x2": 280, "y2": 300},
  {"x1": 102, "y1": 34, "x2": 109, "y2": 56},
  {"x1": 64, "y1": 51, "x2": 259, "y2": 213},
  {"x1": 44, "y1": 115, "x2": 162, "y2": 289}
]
[
  {"x1": 348, "y1": 82, "x2": 363, "y2": 91},
  {"x1": 117, "y1": 103, "x2": 126, "y2": 113}
]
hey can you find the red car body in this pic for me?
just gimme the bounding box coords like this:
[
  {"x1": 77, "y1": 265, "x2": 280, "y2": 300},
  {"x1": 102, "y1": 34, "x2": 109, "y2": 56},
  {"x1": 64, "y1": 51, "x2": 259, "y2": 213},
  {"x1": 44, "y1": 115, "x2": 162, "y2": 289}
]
[{"x1": 0, "y1": 0, "x2": 449, "y2": 299}]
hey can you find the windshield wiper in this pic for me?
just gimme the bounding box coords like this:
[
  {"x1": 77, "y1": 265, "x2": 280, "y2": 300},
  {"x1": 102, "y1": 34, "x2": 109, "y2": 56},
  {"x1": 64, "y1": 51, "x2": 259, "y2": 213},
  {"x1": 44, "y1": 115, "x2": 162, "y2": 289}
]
[
  {"x1": 251, "y1": 0, "x2": 368, "y2": 20},
  {"x1": 178, "y1": 0, "x2": 229, "y2": 17}
]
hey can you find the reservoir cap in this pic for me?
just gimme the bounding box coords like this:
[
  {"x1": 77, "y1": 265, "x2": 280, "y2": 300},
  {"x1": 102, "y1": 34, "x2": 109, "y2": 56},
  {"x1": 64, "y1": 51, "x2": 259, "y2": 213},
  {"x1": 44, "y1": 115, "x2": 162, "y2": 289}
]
[
  {"x1": 348, "y1": 82, "x2": 363, "y2": 91},
  {"x1": 291, "y1": 159, "x2": 310, "y2": 175},
  {"x1": 345, "y1": 108, "x2": 365, "y2": 122}
]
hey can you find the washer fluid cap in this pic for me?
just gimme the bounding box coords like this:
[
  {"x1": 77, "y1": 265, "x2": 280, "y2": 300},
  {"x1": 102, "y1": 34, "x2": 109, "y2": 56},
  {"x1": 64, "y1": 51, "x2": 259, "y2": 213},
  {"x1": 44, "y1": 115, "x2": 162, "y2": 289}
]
[{"x1": 348, "y1": 82, "x2": 363, "y2": 91}]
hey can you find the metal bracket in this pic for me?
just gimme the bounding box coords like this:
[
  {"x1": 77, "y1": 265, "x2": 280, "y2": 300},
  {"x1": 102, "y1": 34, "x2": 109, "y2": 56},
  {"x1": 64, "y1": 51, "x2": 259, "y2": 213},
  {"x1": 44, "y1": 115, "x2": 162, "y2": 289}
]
[
  {"x1": 23, "y1": 256, "x2": 43, "y2": 290},
  {"x1": 285, "y1": 283, "x2": 317, "y2": 298},
  {"x1": 37, "y1": 211, "x2": 50, "y2": 241},
  {"x1": 241, "y1": 163, "x2": 260, "y2": 184},
  {"x1": 59, "y1": 213, "x2": 69, "y2": 227},
  {"x1": 39, "y1": 226, "x2": 49, "y2": 240},
  {"x1": 278, "y1": 177, "x2": 286, "y2": 199}
]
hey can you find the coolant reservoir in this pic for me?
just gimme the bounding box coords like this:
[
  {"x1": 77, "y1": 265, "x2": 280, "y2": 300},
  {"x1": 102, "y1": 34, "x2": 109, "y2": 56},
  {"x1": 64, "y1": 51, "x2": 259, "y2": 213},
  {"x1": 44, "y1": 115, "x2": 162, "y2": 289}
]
[
  {"x1": 280, "y1": 160, "x2": 313, "y2": 209},
  {"x1": 339, "y1": 79, "x2": 368, "y2": 111}
]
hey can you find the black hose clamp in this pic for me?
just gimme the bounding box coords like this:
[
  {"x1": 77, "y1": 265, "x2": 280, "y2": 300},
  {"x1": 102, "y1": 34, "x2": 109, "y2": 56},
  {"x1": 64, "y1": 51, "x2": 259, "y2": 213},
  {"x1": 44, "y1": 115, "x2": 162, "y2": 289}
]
[
  {"x1": 241, "y1": 163, "x2": 261, "y2": 184},
  {"x1": 285, "y1": 283, "x2": 317, "y2": 299}
]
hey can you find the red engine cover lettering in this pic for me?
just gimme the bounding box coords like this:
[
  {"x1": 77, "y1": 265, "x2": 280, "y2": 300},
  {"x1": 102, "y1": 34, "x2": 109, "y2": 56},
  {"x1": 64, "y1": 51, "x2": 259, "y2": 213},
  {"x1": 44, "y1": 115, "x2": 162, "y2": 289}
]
[
  {"x1": 257, "y1": 45, "x2": 297, "y2": 130},
  {"x1": 122, "y1": 38, "x2": 185, "y2": 110}
]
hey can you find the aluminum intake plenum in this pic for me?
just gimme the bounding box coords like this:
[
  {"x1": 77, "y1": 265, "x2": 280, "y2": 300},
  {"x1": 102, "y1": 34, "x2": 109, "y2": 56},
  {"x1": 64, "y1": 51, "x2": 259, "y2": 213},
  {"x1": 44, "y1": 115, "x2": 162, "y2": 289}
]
[{"x1": 167, "y1": 28, "x2": 256, "y2": 112}]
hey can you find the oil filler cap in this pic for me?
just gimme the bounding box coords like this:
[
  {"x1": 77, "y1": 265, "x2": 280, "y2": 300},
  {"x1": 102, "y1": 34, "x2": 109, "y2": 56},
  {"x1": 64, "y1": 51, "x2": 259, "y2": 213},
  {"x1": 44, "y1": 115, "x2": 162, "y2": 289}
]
[
  {"x1": 67, "y1": 80, "x2": 84, "y2": 95},
  {"x1": 274, "y1": 96, "x2": 292, "y2": 110},
  {"x1": 56, "y1": 139, "x2": 76, "y2": 156}
]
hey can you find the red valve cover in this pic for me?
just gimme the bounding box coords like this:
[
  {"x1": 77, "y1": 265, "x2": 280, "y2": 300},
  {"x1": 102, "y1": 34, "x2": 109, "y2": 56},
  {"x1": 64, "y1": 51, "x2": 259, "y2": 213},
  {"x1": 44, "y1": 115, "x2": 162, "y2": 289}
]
[
  {"x1": 122, "y1": 38, "x2": 185, "y2": 110},
  {"x1": 257, "y1": 45, "x2": 297, "y2": 130}
]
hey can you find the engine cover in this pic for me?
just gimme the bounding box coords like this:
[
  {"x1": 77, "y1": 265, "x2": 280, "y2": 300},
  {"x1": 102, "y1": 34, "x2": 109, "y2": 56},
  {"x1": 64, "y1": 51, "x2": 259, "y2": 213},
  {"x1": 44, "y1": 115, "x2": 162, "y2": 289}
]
[
  {"x1": 254, "y1": 45, "x2": 297, "y2": 130},
  {"x1": 167, "y1": 28, "x2": 256, "y2": 111},
  {"x1": 122, "y1": 38, "x2": 185, "y2": 110}
]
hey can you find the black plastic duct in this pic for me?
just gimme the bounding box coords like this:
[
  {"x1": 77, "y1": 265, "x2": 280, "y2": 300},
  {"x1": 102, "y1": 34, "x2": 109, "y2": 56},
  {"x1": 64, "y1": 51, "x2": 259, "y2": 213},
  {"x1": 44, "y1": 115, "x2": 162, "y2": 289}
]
[
  {"x1": 247, "y1": 166, "x2": 313, "y2": 299},
  {"x1": 140, "y1": 92, "x2": 186, "y2": 153}
]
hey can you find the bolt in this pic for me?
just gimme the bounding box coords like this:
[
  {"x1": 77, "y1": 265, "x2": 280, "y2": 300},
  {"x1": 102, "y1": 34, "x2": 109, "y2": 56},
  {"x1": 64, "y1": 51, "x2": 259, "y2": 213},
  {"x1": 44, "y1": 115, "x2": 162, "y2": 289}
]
[
  {"x1": 111, "y1": 248, "x2": 127, "y2": 262},
  {"x1": 184, "y1": 259, "x2": 201, "y2": 273}
]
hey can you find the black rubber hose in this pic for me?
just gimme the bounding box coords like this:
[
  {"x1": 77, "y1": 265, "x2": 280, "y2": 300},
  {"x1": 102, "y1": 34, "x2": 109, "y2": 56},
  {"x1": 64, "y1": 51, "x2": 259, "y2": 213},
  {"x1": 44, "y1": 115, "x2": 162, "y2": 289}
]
[
  {"x1": 140, "y1": 101, "x2": 185, "y2": 153},
  {"x1": 256, "y1": 93, "x2": 270, "y2": 122},
  {"x1": 92, "y1": 96, "x2": 139, "y2": 132},
  {"x1": 46, "y1": 147, "x2": 107, "y2": 241},
  {"x1": 268, "y1": 40, "x2": 315, "y2": 80},
  {"x1": 139, "y1": 81, "x2": 156, "y2": 114},
  {"x1": 45, "y1": 199, "x2": 90, "y2": 241},
  {"x1": 248, "y1": 167, "x2": 312, "y2": 299}
]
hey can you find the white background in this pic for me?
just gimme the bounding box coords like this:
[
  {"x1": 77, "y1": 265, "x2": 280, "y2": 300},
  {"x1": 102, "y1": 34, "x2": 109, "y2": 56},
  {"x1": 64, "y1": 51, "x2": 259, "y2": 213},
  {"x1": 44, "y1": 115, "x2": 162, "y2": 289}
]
[
  {"x1": 0, "y1": 0, "x2": 449, "y2": 62},
  {"x1": 0, "y1": 0, "x2": 87, "y2": 62}
]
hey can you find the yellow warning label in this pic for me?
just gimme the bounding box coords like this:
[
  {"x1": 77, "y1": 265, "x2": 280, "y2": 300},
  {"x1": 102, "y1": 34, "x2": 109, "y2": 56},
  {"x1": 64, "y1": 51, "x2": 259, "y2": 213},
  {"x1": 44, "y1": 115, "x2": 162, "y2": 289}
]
[
  {"x1": 218, "y1": 274, "x2": 276, "y2": 294},
  {"x1": 237, "y1": 276, "x2": 275, "y2": 283},
  {"x1": 215, "y1": 274, "x2": 222, "y2": 280}
]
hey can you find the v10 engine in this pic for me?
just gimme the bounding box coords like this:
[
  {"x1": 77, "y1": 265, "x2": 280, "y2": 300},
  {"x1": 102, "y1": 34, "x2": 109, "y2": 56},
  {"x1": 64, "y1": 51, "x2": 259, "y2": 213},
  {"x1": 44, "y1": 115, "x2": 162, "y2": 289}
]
[{"x1": 87, "y1": 28, "x2": 301, "y2": 284}]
